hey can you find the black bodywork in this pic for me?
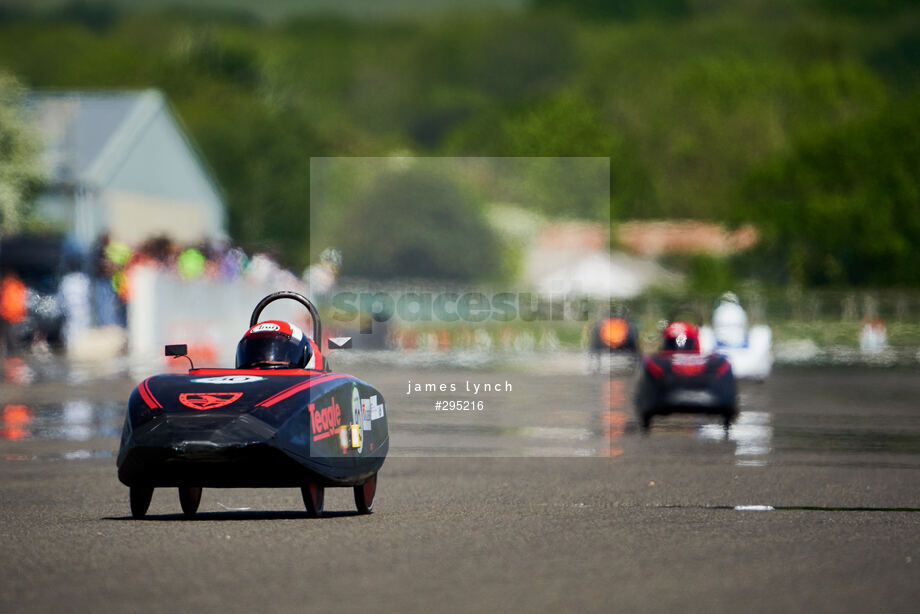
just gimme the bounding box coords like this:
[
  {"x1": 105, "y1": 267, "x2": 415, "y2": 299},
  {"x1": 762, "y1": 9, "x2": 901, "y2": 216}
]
[
  {"x1": 635, "y1": 351, "x2": 737, "y2": 429},
  {"x1": 117, "y1": 372, "x2": 388, "y2": 488}
]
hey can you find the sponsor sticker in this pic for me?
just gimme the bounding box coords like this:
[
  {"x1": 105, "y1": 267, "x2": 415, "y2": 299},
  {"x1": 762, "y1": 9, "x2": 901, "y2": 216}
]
[
  {"x1": 350, "y1": 424, "x2": 362, "y2": 449},
  {"x1": 352, "y1": 385, "x2": 364, "y2": 453},
  {"x1": 191, "y1": 375, "x2": 265, "y2": 384},
  {"x1": 246, "y1": 321, "x2": 304, "y2": 341},
  {"x1": 361, "y1": 398, "x2": 372, "y2": 430},
  {"x1": 368, "y1": 395, "x2": 385, "y2": 421},
  {"x1": 308, "y1": 398, "x2": 342, "y2": 442},
  {"x1": 250, "y1": 322, "x2": 281, "y2": 334}
]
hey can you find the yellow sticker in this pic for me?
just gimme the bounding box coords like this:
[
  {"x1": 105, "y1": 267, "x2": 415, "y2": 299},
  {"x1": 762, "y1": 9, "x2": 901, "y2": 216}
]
[{"x1": 350, "y1": 424, "x2": 362, "y2": 448}]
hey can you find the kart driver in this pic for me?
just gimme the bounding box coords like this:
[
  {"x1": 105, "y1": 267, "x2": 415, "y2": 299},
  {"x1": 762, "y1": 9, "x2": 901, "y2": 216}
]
[
  {"x1": 235, "y1": 320, "x2": 324, "y2": 370},
  {"x1": 662, "y1": 321, "x2": 700, "y2": 353},
  {"x1": 712, "y1": 292, "x2": 748, "y2": 348}
]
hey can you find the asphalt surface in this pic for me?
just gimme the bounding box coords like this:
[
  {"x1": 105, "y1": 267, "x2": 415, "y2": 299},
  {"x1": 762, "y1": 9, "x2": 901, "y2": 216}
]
[{"x1": 1, "y1": 364, "x2": 918, "y2": 613}]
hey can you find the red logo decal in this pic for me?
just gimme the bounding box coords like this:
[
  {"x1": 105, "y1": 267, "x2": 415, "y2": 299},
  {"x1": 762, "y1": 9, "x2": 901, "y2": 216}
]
[
  {"x1": 179, "y1": 392, "x2": 243, "y2": 410},
  {"x1": 308, "y1": 399, "x2": 342, "y2": 441}
]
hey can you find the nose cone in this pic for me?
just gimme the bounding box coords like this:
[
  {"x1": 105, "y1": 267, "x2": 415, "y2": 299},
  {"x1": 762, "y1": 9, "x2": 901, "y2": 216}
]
[{"x1": 130, "y1": 411, "x2": 279, "y2": 453}]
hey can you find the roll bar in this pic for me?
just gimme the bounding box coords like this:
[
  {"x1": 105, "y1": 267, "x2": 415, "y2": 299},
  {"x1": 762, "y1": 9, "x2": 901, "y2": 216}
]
[{"x1": 249, "y1": 291, "x2": 321, "y2": 342}]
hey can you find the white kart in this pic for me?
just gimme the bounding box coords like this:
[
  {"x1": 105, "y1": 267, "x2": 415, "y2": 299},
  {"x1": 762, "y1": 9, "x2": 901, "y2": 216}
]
[{"x1": 699, "y1": 324, "x2": 773, "y2": 381}]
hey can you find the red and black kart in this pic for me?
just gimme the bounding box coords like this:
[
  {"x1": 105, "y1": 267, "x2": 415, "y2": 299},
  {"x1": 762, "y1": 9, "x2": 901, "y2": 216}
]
[
  {"x1": 116, "y1": 292, "x2": 388, "y2": 518},
  {"x1": 635, "y1": 321, "x2": 737, "y2": 430}
]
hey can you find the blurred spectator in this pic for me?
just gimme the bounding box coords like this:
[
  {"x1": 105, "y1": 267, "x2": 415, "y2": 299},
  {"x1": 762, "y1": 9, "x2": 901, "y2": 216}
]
[
  {"x1": 219, "y1": 247, "x2": 248, "y2": 281},
  {"x1": 177, "y1": 247, "x2": 206, "y2": 280},
  {"x1": 92, "y1": 234, "x2": 127, "y2": 327},
  {"x1": 246, "y1": 252, "x2": 276, "y2": 284},
  {"x1": 304, "y1": 247, "x2": 341, "y2": 299},
  {"x1": 58, "y1": 255, "x2": 92, "y2": 349},
  {"x1": 138, "y1": 236, "x2": 175, "y2": 265},
  {"x1": 859, "y1": 317, "x2": 887, "y2": 354},
  {"x1": 0, "y1": 268, "x2": 28, "y2": 353},
  {"x1": 247, "y1": 251, "x2": 299, "y2": 289},
  {"x1": 106, "y1": 239, "x2": 132, "y2": 303},
  {"x1": 712, "y1": 291, "x2": 748, "y2": 348}
]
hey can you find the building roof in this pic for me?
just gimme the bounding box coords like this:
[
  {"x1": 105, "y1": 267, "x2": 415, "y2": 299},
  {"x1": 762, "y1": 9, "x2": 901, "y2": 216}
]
[
  {"x1": 524, "y1": 221, "x2": 677, "y2": 299},
  {"x1": 618, "y1": 220, "x2": 758, "y2": 257},
  {"x1": 23, "y1": 89, "x2": 227, "y2": 246},
  {"x1": 24, "y1": 90, "x2": 209, "y2": 190}
]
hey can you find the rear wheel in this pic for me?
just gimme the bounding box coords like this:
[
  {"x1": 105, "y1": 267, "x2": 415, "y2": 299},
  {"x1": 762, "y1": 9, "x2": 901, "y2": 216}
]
[
  {"x1": 130, "y1": 486, "x2": 154, "y2": 519},
  {"x1": 354, "y1": 474, "x2": 377, "y2": 514},
  {"x1": 637, "y1": 376, "x2": 656, "y2": 432},
  {"x1": 301, "y1": 483, "x2": 325, "y2": 517},
  {"x1": 178, "y1": 487, "x2": 202, "y2": 517}
]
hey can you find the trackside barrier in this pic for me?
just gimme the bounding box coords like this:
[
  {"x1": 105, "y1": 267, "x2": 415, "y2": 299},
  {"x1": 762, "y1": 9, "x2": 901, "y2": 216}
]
[{"x1": 127, "y1": 266, "x2": 308, "y2": 375}]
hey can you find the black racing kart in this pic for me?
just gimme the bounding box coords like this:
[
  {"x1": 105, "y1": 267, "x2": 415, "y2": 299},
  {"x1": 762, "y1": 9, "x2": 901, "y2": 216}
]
[
  {"x1": 635, "y1": 322, "x2": 737, "y2": 430},
  {"x1": 116, "y1": 291, "x2": 388, "y2": 518}
]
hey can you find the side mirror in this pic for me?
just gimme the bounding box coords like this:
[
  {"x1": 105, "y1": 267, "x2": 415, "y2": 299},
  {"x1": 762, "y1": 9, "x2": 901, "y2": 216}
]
[
  {"x1": 165, "y1": 344, "x2": 194, "y2": 370},
  {"x1": 327, "y1": 337, "x2": 352, "y2": 350},
  {"x1": 165, "y1": 344, "x2": 188, "y2": 357}
]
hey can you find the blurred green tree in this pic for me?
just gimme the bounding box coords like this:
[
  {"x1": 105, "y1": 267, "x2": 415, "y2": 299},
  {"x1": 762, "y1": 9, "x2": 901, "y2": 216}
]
[
  {"x1": 444, "y1": 92, "x2": 652, "y2": 221},
  {"x1": 0, "y1": 72, "x2": 45, "y2": 234},
  {"x1": 181, "y1": 91, "x2": 326, "y2": 270},
  {"x1": 532, "y1": 0, "x2": 691, "y2": 21},
  {"x1": 740, "y1": 97, "x2": 920, "y2": 286},
  {"x1": 1, "y1": 2, "x2": 919, "y2": 287},
  {"x1": 814, "y1": 0, "x2": 920, "y2": 17},
  {"x1": 335, "y1": 166, "x2": 503, "y2": 281}
]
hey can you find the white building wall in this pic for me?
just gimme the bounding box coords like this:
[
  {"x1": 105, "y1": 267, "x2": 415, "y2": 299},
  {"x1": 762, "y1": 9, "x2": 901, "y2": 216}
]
[{"x1": 102, "y1": 102, "x2": 226, "y2": 245}]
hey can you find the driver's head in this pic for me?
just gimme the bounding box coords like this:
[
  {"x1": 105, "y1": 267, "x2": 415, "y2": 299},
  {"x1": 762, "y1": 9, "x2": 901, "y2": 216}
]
[
  {"x1": 719, "y1": 291, "x2": 740, "y2": 305},
  {"x1": 235, "y1": 320, "x2": 312, "y2": 369},
  {"x1": 662, "y1": 321, "x2": 700, "y2": 353}
]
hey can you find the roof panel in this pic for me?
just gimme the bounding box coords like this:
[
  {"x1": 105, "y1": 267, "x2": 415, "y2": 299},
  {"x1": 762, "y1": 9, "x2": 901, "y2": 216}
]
[{"x1": 26, "y1": 92, "x2": 141, "y2": 182}]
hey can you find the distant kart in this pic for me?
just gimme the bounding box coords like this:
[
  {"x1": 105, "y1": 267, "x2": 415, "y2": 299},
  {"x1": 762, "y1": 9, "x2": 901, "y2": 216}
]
[
  {"x1": 588, "y1": 315, "x2": 639, "y2": 374},
  {"x1": 17, "y1": 288, "x2": 66, "y2": 348},
  {"x1": 590, "y1": 316, "x2": 639, "y2": 354},
  {"x1": 116, "y1": 291, "x2": 388, "y2": 518},
  {"x1": 635, "y1": 321, "x2": 737, "y2": 430},
  {"x1": 699, "y1": 324, "x2": 773, "y2": 381}
]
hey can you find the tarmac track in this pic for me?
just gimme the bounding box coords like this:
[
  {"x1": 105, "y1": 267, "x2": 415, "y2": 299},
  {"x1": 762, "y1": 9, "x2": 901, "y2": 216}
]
[{"x1": 1, "y1": 365, "x2": 918, "y2": 613}]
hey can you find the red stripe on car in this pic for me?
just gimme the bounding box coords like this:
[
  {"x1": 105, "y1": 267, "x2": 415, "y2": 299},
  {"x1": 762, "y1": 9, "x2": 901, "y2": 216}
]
[
  {"x1": 256, "y1": 374, "x2": 350, "y2": 408},
  {"x1": 644, "y1": 358, "x2": 665, "y2": 379},
  {"x1": 139, "y1": 378, "x2": 162, "y2": 409},
  {"x1": 309, "y1": 339, "x2": 324, "y2": 371}
]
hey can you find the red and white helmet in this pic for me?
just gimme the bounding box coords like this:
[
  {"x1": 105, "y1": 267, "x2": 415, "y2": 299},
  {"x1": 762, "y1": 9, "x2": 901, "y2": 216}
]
[
  {"x1": 235, "y1": 320, "x2": 312, "y2": 369},
  {"x1": 662, "y1": 321, "x2": 700, "y2": 353}
]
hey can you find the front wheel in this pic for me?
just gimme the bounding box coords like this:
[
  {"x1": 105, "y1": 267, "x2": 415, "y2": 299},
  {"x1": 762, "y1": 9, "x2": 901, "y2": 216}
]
[
  {"x1": 178, "y1": 487, "x2": 202, "y2": 517},
  {"x1": 301, "y1": 483, "x2": 325, "y2": 517},
  {"x1": 354, "y1": 474, "x2": 377, "y2": 514},
  {"x1": 639, "y1": 410, "x2": 653, "y2": 431},
  {"x1": 130, "y1": 486, "x2": 154, "y2": 519}
]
